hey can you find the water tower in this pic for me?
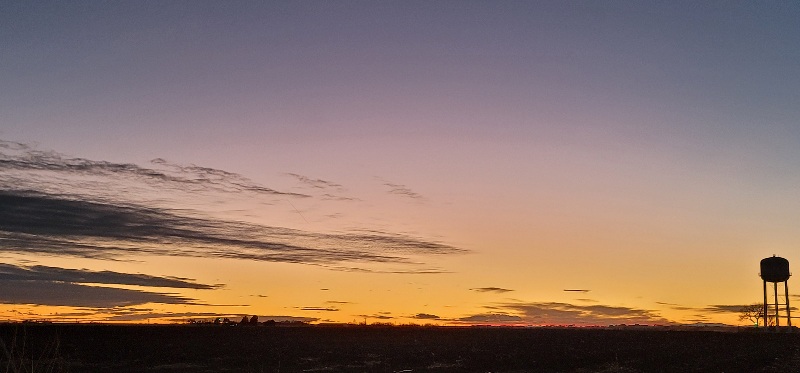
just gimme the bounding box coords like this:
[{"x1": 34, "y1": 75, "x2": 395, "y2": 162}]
[{"x1": 759, "y1": 255, "x2": 791, "y2": 328}]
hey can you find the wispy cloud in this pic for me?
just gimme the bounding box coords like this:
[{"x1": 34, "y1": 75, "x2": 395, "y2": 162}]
[
  {"x1": 471, "y1": 287, "x2": 514, "y2": 293},
  {"x1": 383, "y1": 182, "x2": 423, "y2": 199},
  {"x1": 563, "y1": 289, "x2": 591, "y2": 293},
  {"x1": 299, "y1": 307, "x2": 340, "y2": 312},
  {"x1": 321, "y1": 194, "x2": 359, "y2": 201},
  {"x1": 285, "y1": 173, "x2": 342, "y2": 190},
  {"x1": 0, "y1": 141, "x2": 463, "y2": 269},
  {"x1": 700, "y1": 304, "x2": 791, "y2": 314},
  {"x1": 655, "y1": 302, "x2": 698, "y2": 311},
  {"x1": 0, "y1": 140, "x2": 307, "y2": 199},
  {"x1": 103, "y1": 312, "x2": 219, "y2": 322},
  {"x1": 455, "y1": 301, "x2": 669, "y2": 326},
  {"x1": 456, "y1": 313, "x2": 523, "y2": 323},
  {"x1": 358, "y1": 313, "x2": 393, "y2": 320},
  {"x1": 105, "y1": 310, "x2": 320, "y2": 323},
  {"x1": 703, "y1": 305, "x2": 747, "y2": 314},
  {"x1": 284, "y1": 173, "x2": 358, "y2": 201}
]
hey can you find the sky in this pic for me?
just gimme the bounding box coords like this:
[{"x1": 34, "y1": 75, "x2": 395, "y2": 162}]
[{"x1": 1, "y1": 1, "x2": 800, "y2": 326}]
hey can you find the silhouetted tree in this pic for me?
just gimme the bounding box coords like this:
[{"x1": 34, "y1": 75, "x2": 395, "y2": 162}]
[
  {"x1": 249, "y1": 315, "x2": 258, "y2": 324},
  {"x1": 739, "y1": 304, "x2": 773, "y2": 327},
  {"x1": 240, "y1": 316, "x2": 250, "y2": 325}
]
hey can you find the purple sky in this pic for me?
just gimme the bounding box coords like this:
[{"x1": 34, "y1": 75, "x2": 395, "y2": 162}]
[{"x1": 1, "y1": 1, "x2": 800, "y2": 325}]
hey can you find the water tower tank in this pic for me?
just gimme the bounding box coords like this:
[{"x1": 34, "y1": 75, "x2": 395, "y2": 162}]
[{"x1": 760, "y1": 256, "x2": 790, "y2": 283}]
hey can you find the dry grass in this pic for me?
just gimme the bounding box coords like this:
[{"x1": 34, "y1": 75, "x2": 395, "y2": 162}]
[{"x1": 0, "y1": 327, "x2": 66, "y2": 373}]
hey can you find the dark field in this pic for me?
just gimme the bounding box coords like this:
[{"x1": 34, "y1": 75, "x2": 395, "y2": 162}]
[{"x1": 2, "y1": 324, "x2": 800, "y2": 372}]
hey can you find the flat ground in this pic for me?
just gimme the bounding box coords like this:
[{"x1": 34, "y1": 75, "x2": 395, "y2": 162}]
[{"x1": 1, "y1": 324, "x2": 799, "y2": 372}]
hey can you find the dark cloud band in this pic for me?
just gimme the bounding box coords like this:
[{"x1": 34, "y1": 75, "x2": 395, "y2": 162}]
[
  {"x1": 0, "y1": 190, "x2": 462, "y2": 265},
  {"x1": 0, "y1": 263, "x2": 217, "y2": 289},
  {"x1": 0, "y1": 281, "x2": 196, "y2": 308}
]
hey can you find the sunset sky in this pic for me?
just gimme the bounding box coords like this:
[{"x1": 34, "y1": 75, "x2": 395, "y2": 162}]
[{"x1": 2, "y1": 1, "x2": 800, "y2": 326}]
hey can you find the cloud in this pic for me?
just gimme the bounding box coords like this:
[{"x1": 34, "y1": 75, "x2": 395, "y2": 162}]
[
  {"x1": 0, "y1": 140, "x2": 307, "y2": 199},
  {"x1": 0, "y1": 281, "x2": 196, "y2": 308},
  {"x1": 471, "y1": 287, "x2": 514, "y2": 293},
  {"x1": 300, "y1": 307, "x2": 340, "y2": 312},
  {"x1": 257, "y1": 316, "x2": 320, "y2": 323},
  {"x1": 703, "y1": 305, "x2": 747, "y2": 314},
  {"x1": 358, "y1": 314, "x2": 393, "y2": 320},
  {"x1": 563, "y1": 289, "x2": 591, "y2": 293},
  {"x1": 285, "y1": 173, "x2": 342, "y2": 190},
  {"x1": 323, "y1": 265, "x2": 451, "y2": 274},
  {"x1": 412, "y1": 313, "x2": 440, "y2": 320},
  {"x1": 321, "y1": 194, "x2": 359, "y2": 201},
  {"x1": 456, "y1": 301, "x2": 669, "y2": 326},
  {"x1": 456, "y1": 313, "x2": 524, "y2": 323},
  {"x1": 104, "y1": 312, "x2": 219, "y2": 322},
  {"x1": 0, "y1": 263, "x2": 212, "y2": 308},
  {"x1": 0, "y1": 140, "x2": 464, "y2": 269},
  {"x1": 0, "y1": 190, "x2": 463, "y2": 265},
  {"x1": 105, "y1": 310, "x2": 320, "y2": 323},
  {"x1": 0, "y1": 263, "x2": 219, "y2": 289},
  {"x1": 702, "y1": 304, "x2": 798, "y2": 314},
  {"x1": 383, "y1": 182, "x2": 423, "y2": 199},
  {"x1": 86, "y1": 307, "x2": 219, "y2": 322},
  {"x1": 653, "y1": 301, "x2": 698, "y2": 311}
]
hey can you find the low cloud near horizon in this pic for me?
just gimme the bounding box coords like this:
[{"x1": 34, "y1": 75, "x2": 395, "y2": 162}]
[
  {"x1": 455, "y1": 301, "x2": 670, "y2": 326},
  {"x1": 0, "y1": 263, "x2": 209, "y2": 308}
]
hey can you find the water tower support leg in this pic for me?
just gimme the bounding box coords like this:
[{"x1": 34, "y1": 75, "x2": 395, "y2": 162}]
[
  {"x1": 764, "y1": 281, "x2": 769, "y2": 327},
  {"x1": 775, "y1": 282, "x2": 780, "y2": 327},
  {"x1": 786, "y1": 281, "x2": 792, "y2": 328}
]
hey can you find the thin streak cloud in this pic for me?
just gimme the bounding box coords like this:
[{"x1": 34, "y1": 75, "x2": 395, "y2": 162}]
[
  {"x1": 300, "y1": 307, "x2": 340, "y2": 312},
  {"x1": 285, "y1": 173, "x2": 343, "y2": 190},
  {"x1": 383, "y1": 182, "x2": 423, "y2": 200},
  {"x1": 471, "y1": 287, "x2": 514, "y2": 293}
]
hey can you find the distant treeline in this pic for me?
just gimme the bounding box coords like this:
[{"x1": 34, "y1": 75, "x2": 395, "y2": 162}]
[{"x1": 186, "y1": 316, "x2": 310, "y2": 326}]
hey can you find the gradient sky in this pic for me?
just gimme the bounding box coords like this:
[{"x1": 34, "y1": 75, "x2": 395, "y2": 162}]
[{"x1": 2, "y1": 1, "x2": 800, "y2": 325}]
